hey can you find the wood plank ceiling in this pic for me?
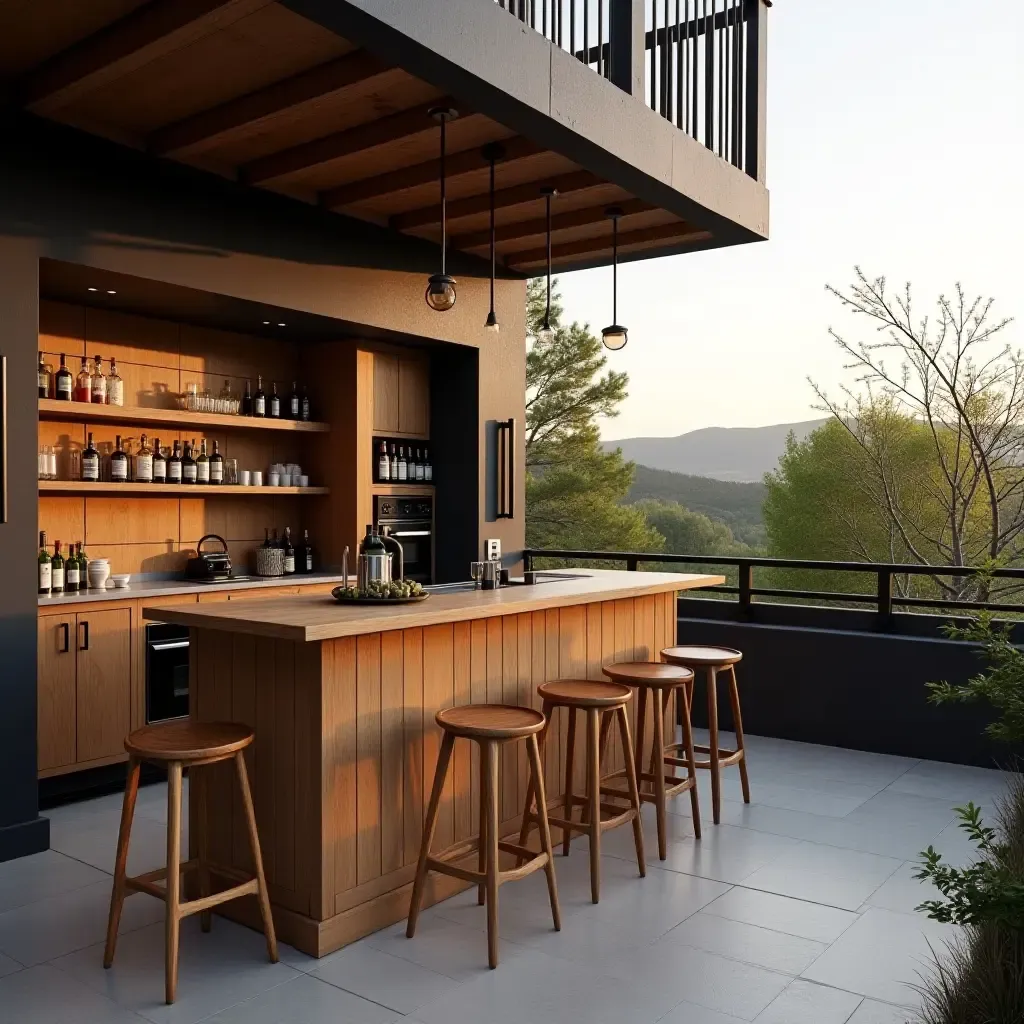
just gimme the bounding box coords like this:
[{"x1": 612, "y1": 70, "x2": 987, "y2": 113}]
[{"x1": 0, "y1": 0, "x2": 710, "y2": 272}]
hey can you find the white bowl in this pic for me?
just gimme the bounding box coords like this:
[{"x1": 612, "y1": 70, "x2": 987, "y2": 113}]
[{"x1": 110, "y1": 574, "x2": 131, "y2": 588}]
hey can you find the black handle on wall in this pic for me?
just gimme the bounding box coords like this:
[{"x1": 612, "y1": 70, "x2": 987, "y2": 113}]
[
  {"x1": 79, "y1": 620, "x2": 89, "y2": 652},
  {"x1": 496, "y1": 418, "x2": 515, "y2": 520},
  {"x1": 59, "y1": 622, "x2": 69, "y2": 654},
  {"x1": 0, "y1": 355, "x2": 7, "y2": 524}
]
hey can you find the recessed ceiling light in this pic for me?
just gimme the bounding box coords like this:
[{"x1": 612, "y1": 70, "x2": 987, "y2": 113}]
[
  {"x1": 87, "y1": 287, "x2": 98, "y2": 293},
  {"x1": 277, "y1": 323, "x2": 286, "y2": 327},
  {"x1": 106, "y1": 290, "x2": 117, "y2": 295},
  {"x1": 262, "y1": 320, "x2": 270, "y2": 325}
]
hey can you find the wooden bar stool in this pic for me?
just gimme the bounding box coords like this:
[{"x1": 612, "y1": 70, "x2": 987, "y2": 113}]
[
  {"x1": 103, "y1": 720, "x2": 277, "y2": 1004},
  {"x1": 602, "y1": 662, "x2": 702, "y2": 858},
  {"x1": 517, "y1": 680, "x2": 645, "y2": 903},
  {"x1": 661, "y1": 645, "x2": 749, "y2": 824},
  {"x1": 407, "y1": 705, "x2": 560, "y2": 969}
]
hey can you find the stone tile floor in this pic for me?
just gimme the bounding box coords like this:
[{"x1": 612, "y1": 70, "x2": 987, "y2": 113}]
[{"x1": 0, "y1": 730, "x2": 1008, "y2": 1023}]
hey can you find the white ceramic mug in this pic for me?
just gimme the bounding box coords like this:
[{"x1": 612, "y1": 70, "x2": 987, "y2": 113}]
[
  {"x1": 268, "y1": 472, "x2": 281, "y2": 487},
  {"x1": 280, "y1": 473, "x2": 292, "y2": 487},
  {"x1": 239, "y1": 470, "x2": 251, "y2": 486},
  {"x1": 252, "y1": 470, "x2": 263, "y2": 486},
  {"x1": 298, "y1": 474, "x2": 309, "y2": 487}
]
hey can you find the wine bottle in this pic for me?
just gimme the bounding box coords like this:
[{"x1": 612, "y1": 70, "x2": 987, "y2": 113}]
[
  {"x1": 271, "y1": 527, "x2": 280, "y2": 549},
  {"x1": 390, "y1": 443, "x2": 399, "y2": 480},
  {"x1": 253, "y1": 375, "x2": 266, "y2": 417},
  {"x1": 262, "y1": 528, "x2": 271, "y2": 549},
  {"x1": 75, "y1": 357, "x2": 92, "y2": 402},
  {"x1": 152, "y1": 437, "x2": 166, "y2": 482},
  {"x1": 110, "y1": 435, "x2": 129, "y2": 482},
  {"x1": 51, "y1": 541, "x2": 65, "y2": 594},
  {"x1": 424, "y1": 448, "x2": 433, "y2": 482},
  {"x1": 288, "y1": 381, "x2": 300, "y2": 420},
  {"x1": 81, "y1": 432, "x2": 100, "y2": 481},
  {"x1": 415, "y1": 448, "x2": 424, "y2": 482},
  {"x1": 135, "y1": 433, "x2": 153, "y2": 483},
  {"x1": 196, "y1": 438, "x2": 210, "y2": 484},
  {"x1": 65, "y1": 540, "x2": 80, "y2": 594},
  {"x1": 209, "y1": 440, "x2": 224, "y2": 484},
  {"x1": 242, "y1": 379, "x2": 253, "y2": 416},
  {"x1": 54, "y1": 353, "x2": 73, "y2": 401},
  {"x1": 107, "y1": 357, "x2": 124, "y2": 406},
  {"x1": 78, "y1": 541, "x2": 89, "y2": 579},
  {"x1": 269, "y1": 381, "x2": 281, "y2": 419},
  {"x1": 300, "y1": 528, "x2": 314, "y2": 573},
  {"x1": 167, "y1": 440, "x2": 182, "y2": 483},
  {"x1": 378, "y1": 441, "x2": 391, "y2": 481},
  {"x1": 283, "y1": 527, "x2": 296, "y2": 574},
  {"x1": 91, "y1": 355, "x2": 107, "y2": 404},
  {"x1": 38, "y1": 351, "x2": 51, "y2": 399},
  {"x1": 300, "y1": 384, "x2": 311, "y2": 422},
  {"x1": 38, "y1": 531, "x2": 52, "y2": 595},
  {"x1": 182, "y1": 439, "x2": 197, "y2": 483},
  {"x1": 397, "y1": 446, "x2": 408, "y2": 481}
]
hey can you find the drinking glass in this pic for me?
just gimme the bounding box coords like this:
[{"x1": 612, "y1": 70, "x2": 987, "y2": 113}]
[
  {"x1": 224, "y1": 458, "x2": 238, "y2": 484},
  {"x1": 470, "y1": 561, "x2": 485, "y2": 586}
]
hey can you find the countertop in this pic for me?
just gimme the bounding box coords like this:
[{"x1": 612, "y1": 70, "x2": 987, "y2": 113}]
[
  {"x1": 38, "y1": 571, "x2": 350, "y2": 607},
  {"x1": 144, "y1": 569, "x2": 725, "y2": 643}
]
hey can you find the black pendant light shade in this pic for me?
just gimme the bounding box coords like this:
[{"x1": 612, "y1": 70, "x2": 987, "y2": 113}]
[
  {"x1": 537, "y1": 185, "x2": 557, "y2": 343},
  {"x1": 481, "y1": 142, "x2": 505, "y2": 332},
  {"x1": 601, "y1": 206, "x2": 628, "y2": 351},
  {"x1": 425, "y1": 107, "x2": 459, "y2": 313}
]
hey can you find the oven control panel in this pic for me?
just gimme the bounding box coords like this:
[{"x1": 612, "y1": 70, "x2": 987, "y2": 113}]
[{"x1": 374, "y1": 495, "x2": 433, "y2": 523}]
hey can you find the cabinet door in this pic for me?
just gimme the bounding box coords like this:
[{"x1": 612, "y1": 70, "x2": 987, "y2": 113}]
[
  {"x1": 76, "y1": 607, "x2": 132, "y2": 763},
  {"x1": 398, "y1": 356, "x2": 430, "y2": 437},
  {"x1": 38, "y1": 615, "x2": 77, "y2": 771},
  {"x1": 228, "y1": 585, "x2": 302, "y2": 600},
  {"x1": 373, "y1": 353, "x2": 400, "y2": 433}
]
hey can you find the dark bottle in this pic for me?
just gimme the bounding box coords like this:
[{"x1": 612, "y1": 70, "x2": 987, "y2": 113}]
[
  {"x1": 209, "y1": 440, "x2": 224, "y2": 484},
  {"x1": 38, "y1": 350, "x2": 50, "y2": 399},
  {"x1": 414, "y1": 448, "x2": 424, "y2": 482},
  {"x1": 270, "y1": 527, "x2": 280, "y2": 549},
  {"x1": 65, "y1": 540, "x2": 80, "y2": 594},
  {"x1": 167, "y1": 440, "x2": 183, "y2": 483},
  {"x1": 269, "y1": 381, "x2": 281, "y2": 419},
  {"x1": 288, "y1": 381, "x2": 300, "y2": 420},
  {"x1": 397, "y1": 446, "x2": 408, "y2": 481},
  {"x1": 38, "y1": 531, "x2": 52, "y2": 595},
  {"x1": 390, "y1": 443, "x2": 399, "y2": 480},
  {"x1": 424, "y1": 448, "x2": 433, "y2": 482},
  {"x1": 253, "y1": 375, "x2": 267, "y2": 417},
  {"x1": 262, "y1": 528, "x2": 272, "y2": 549},
  {"x1": 152, "y1": 437, "x2": 166, "y2": 482},
  {"x1": 300, "y1": 384, "x2": 311, "y2": 422},
  {"x1": 51, "y1": 540, "x2": 65, "y2": 595},
  {"x1": 182, "y1": 440, "x2": 197, "y2": 484},
  {"x1": 283, "y1": 527, "x2": 296, "y2": 574},
  {"x1": 378, "y1": 441, "x2": 391, "y2": 481},
  {"x1": 196, "y1": 438, "x2": 210, "y2": 484},
  {"x1": 242, "y1": 379, "x2": 253, "y2": 416},
  {"x1": 54, "y1": 353, "x2": 73, "y2": 401},
  {"x1": 110, "y1": 435, "x2": 129, "y2": 483},
  {"x1": 81, "y1": 432, "x2": 100, "y2": 482},
  {"x1": 300, "y1": 528, "x2": 314, "y2": 573}
]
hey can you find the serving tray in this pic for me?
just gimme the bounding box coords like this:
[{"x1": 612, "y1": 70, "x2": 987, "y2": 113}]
[{"x1": 331, "y1": 587, "x2": 429, "y2": 605}]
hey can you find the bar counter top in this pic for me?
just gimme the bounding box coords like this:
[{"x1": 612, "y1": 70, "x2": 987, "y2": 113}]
[{"x1": 145, "y1": 568, "x2": 723, "y2": 643}]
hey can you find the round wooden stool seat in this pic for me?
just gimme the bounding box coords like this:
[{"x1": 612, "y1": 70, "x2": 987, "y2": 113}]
[
  {"x1": 436, "y1": 704, "x2": 545, "y2": 740},
  {"x1": 125, "y1": 720, "x2": 254, "y2": 762},
  {"x1": 537, "y1": 679, "x2": 632, "y2": 708},
  {"x1": 661, "y1": 645, "x2": 742, "y2": 668},
  {"x1": 603, "y1": 662, "x2": 694, "y2": 687}
]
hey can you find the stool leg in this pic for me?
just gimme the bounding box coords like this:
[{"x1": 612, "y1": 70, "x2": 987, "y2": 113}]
[
  {"x1": 478, "y1": 741, "x2": 488, "y2": 904},
  {"x1": 652, "y1": 690, "x2": 668, "y2": 860},
  {"x1": 707, "y1": 667, "x2": 722, "y2": 825},
  {"x1": 408, "y1": 731, "x2": 456, "y2": 938},
  {"x1": 104, "y1": 756, "x2": 140, "y2": 969},
  {"x1": 235, "y1": 752, "x2": 278, "y2": 964},
  {"x1": 679, "y1": 683, "x2": 702, "y2": 840},
  {"x1": 516, "y1": 701, "x2": 553, "y2": 861},
  {"x1": 484, "y1": 739, "x2": 501, "y2": 969},
  {"x1": 165, "y1": 761, "x2": 183, "y2": 1005},
  {"x1": 527, "y1": 733, "x2": 561, "y2": 932},
  {"x1": 728, "y1": 665, "x2": 751, "y2": 804},
  {"x1": 195, "y1": 768, "x2": 211, "y2": 933},
  {"x1": 587, "y1": 709, "x2": 601, "y2": 903},
  {"x1": 561, "y1": 707, "x2": 577, "y2": 856},
  {"x1": 634, "y1": 686, "x2": 648, "y2": 798},
  {"x1": 616, "y1": 706, "x2": 646, "y2": 878}
]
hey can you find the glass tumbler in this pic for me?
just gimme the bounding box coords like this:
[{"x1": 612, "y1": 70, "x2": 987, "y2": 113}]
[{"x1": 224, "y1": 458, "x2": 238, "y2": 485}]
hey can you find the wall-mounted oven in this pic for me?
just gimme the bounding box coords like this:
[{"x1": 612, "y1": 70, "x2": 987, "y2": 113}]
[
  {"x1": 145, "y1": 622, "x2": 190, "y2": 724},
  {"x1": 374, "y1": 494, "x2": 433, "y2": 584}
]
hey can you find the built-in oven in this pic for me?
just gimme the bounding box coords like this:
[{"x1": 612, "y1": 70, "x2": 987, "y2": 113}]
[
  {"x1": 145, "y1": 622, "x2": 190, "y2": 724},
  {"x1": 374, "y1": 494, "x2": 433, "y2": 584}
]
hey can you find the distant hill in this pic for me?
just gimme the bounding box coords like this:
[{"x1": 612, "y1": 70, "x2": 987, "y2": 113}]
[
  {"x1": 626, "y1": 465, "x2": 766, "y2": 547},
  {"x1": 604, "y1": 418, "x2": 827, "y2": 483}
]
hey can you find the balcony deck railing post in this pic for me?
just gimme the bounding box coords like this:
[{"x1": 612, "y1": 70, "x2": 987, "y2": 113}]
[
  {"x1": 744, "y1": 0, "x2": 768, "y2": 182},
  {"x1": 608, "y1": 0, "x2": 646, "y2": 97},
  {"x1": 877, "y1": 568, "x2": 894, "y2": 630},
  {"x1": 738, "y1": 561, "x2": 752, "y2": 613},
  {"x1": 626, "y1": 555, "x2": 639, "y2": 571}
]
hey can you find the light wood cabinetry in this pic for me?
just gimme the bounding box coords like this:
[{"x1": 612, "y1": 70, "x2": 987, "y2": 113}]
[
  {"x1": 372, "y1": 352, "x2": 430, "y2": 438},
  {"x1": 37, "y1": 615, "x2": 77, "y2": 771},
  {"x1": 372, "y1": 354, "x2": 400, "y2": 434}
]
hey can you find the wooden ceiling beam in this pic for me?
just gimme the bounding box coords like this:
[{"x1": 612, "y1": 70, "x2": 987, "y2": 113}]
[
  {"x1": 320, "y1": 135, "x2": 543, "y2": 209},
  {"x1": 504, "y1": 222, "x2": 713, "y2": 267},
  {"x1": 16, "y1": 0, "x2": 271, "y2": 112},
  {"x1": 148, "y1": 49, "x2": 390, "y2": 157},
  {"x1": 391, "y1": 169, "x2": 601, "y2": 232},
  {"x1": 450, "y1": 197, "x2": 654, "y2": 250},
  {"x1": 241, "y1": 96, "x2": 460, "y2": 185}
]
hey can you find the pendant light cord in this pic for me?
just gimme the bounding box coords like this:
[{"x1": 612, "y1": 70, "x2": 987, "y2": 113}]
[
  {"x1": 545, "y1": 191, "x2": 552, "y2": 327},
  {"x1": 489, "y1": 154, "x2": 496, "y2": 316},
  {"x1": 440, "y1": 116, "x2": 447, "y2": 276},
  {"x1": 612, "y1": 215, "x2": 618, "y2": 324}
]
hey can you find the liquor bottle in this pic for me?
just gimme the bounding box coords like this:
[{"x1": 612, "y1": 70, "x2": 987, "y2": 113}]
[
  {"x1": 269, "y1": 381, "x2": 281, "y2": 419},
  {"x1": 152, "y1": 437, "x2": 166, "y2": 482},
  {"x1": 81, "y1": 432, "x2": 100, "y2": 481},
  {"x1": 75, "y1": 357, "x2": 92, "y2": 402},
  {"x1": 378, "y1": 441, "x2": 391, "y2": 481},
  {"x1": 38, "y1": 351, "x2": 51, "y2": 399},
  {"x1": 54, "y1": 353, "x2": 73, "y2": 401},
  {"x1": 300, "y1": 384, "x2": 311, "y2": 422},
  {"x1": 78, "y1": 541, "x2": 89, "y2": 580},
  {"x1": 300, "y1": 528, "x2": 314, "y2": 573},
  {"x1": 91, "y1": 355, "x2": 107, "y2": 404},
  {"x1": 51, "y1": 541, "x2": 65, "y2": 595},
  {"x1": 262, "y1": 528, "x2": 272, "y2": 549},
  {"x1": 271, "y1": 527, "x2": 280, "y2": 549},
  {"x1": 135, "y1": 433, "x2": 153, "y2": 483},
  {"x1": 65, "y1": 541, "x2": 80, "y2": 594},
  {"x1": 424, "y1": 448, "x2": 433, "y2": 482},
  {"x1": 167, "y1": 440, "x2": 182, "y2": 483},
  {"x1": 209, "y1": 440, "x2": 224, "y2": 484},
  {"x1": 196, "y1": 438, "x2": 210, "y2": 484},
  {"x1": 283, "y1": 527, "x2": 296, "y2": 574},
  {"x1": 390, "y1": 443, "x2": 399, "y2": 480},
  {"x1": 107, "y1": 357, "x2": 124, "y2": 406},
  {"x1": 253, "y1": 375, "x2": 266, "y2": 417},
  {"x1": 415, "y1": 448, "x2": 425, "y2": 482},
  {"x1": 38, "y1": 531, "x2": 52, "y2": 595},
  {"x1": 182, "y1": 439, "x2": 197, "y2": 483},
  {"x1": 110, "y1": 435, "x2": 129, "y2": 482},
  {"x1": 288, "y1": 381, "x2": 300, "y2": 420},
  {"x1": 397, "y1": 446, "x2": 408, "y2": 481},
  {"x1": 242, "y1": 379, "x2": 253, "y2": 416}
]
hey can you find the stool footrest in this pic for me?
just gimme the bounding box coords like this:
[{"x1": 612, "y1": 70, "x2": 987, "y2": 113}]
[
  {"x1": 125, "y1": 861, "x2": 260, "y2": 920},
  {"x1": 178, "y1": 879, "x2": 259, "y2": 920},
  {"x1": 426, "y1": 845, "x2": 550, "y2": 887},
  {"x1": 546, "y1": 802, "x2": 637, "y2": 836}
]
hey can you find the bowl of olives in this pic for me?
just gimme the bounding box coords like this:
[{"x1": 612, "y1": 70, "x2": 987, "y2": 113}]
[{"x1": 331, "y1": 579, "x2": 428, "y2": 604}]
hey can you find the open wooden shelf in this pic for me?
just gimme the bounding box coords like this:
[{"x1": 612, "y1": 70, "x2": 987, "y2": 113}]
[
  {"x1": 38, "y1": 398, "x2": 330, "y2": 433},
  {"x1": 372, "y1": 483, "x2": 435, "y2": 496},
  {"x1": 39, "y1": 481, "x2": 329, "y2": 497}
]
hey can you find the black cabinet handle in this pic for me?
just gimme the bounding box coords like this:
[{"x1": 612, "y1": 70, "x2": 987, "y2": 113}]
[
  {"x1": 79, "y1": 620, "x2": 89, "y2": 652},
  {"x1": 59, "y1": 622, "x2": 69, "y2": 654},
  {"x1": 496, "y1": 418, "x2": 515, "y2": 520}
]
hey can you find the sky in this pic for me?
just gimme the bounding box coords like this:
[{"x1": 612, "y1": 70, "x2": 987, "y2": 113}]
[{"x1": 553, "y1": 0, "x2": 1024, "y2": 441}]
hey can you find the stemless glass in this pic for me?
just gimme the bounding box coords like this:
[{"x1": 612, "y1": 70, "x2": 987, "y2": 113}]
[
  {"x1": 224, "y1": 458, "x2": 238, "y2": 485},
  {"x1": 470, "y1": 561, "x2": 485, "y2": 586}
]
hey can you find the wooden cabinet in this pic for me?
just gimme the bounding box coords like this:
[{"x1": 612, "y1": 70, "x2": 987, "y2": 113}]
[
  {"x1": 373, "y1": 352, "x2": 430, "y2": 438},
  {"x1": 373, "y1": 354, "x2": 400, "y2": 434},
  {"x1": 37, "y1": 615, "x2": 77, "y2": 771}
]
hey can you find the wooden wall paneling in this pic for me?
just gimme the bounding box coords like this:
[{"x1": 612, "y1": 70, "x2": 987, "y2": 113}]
[
  {"x1": 75, "y1": 606, "x2": 131, "y2": 763},
  {"x1": 38, "y1": 419, "x2": 85, "y2": 483},
  {"x1": 468, "y1": 619, "x2": 487, "y2": 838},
  {"x1": 422, "y1": 624, "x2": 455, "y2": 855},
  {"x1": 530, "y1": 610, "x2": 548, "y2": 800},
  {"x1": 544, "y1": 608, "x2": 561, "y2": 798},
  {"x1": 85, "y1": 307, "x2": 180, "y2": 370},
  {"x1": 586, "y1": 602, "x2": 615, "y2": 772},
  {"x1": 516, "y1": 612, "x2": 532, "y2": 813},
  {"x1": 230, "y1": 632, "x2": 258, "y2": 875},
  {"x1": 330, "y1": 637, "x2": 358, "y2": 902},
  {"x1": 85, "y1": 496, "x2": 180, "y2": 545},
  {"x1": 39, "y1": 497, "x2": 85, "y2": 547},
  {"x1": 294, "y1": 640, "x2": 321, "y2": 917},
  {"x1": 600, "y1": 601, "x2": 620, "y2": 771},
  {"x1": 452, "y1": 621, "x2": 472, "y2": 844},
  {"x1": 401, "y1": 628, "x2": 424, "y2": 869},
  {"x1": 179, "y1": 323, "x2": 299, "y2": 384},
  {"x1": 253, "y1": 635, "x2": 278, "y2": 886},
  {"x1": 355, "y1": 633, "x2": 382, "y2": 886},
  {"x1": 634, "y1": 595, "x2": 662, "y2": 751},
  {"x1": 372, "y1": 353, "x2": 399, "y2": 434},
  {"x1": 613, "y1": 599, "x2": 640, "y2": 781},
  {"x1": 559, "y1": 605, "x2": 588, "y2": 803},
  {"x1": 397, "y1": 356, "x2": 430, "y2": 437},
  {"x1": 274, "y1": 639, "x2": 297, "y2": 895},
  {"x1": 500, "y1": 614, "x2": 518, "y2": 822},
  {"x1": 37, "y1": 613, "x2": 77, "y2": 770},
  {"x1": 380, "y1": 629, "x2": 405, "y2": 875},
  {"x1": 206, "y1": 626, "x2": 238, "y2": 873},
  {"x1": 39, "y1": 300, "x2": 85, "y2": 358}
]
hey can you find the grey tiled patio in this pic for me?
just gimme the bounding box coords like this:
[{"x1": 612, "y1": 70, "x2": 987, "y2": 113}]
[{"x1": 0, "y1": 730, "x2": 1007, "y2": 1023}]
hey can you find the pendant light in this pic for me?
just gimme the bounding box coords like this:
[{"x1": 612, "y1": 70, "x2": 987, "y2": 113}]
[
  {"x1": 536, "y1": 186, "x2": 558, "y2": 343},
  {"x1": 425, "y1": 106, "x2": 459, "y2": 312},
  {"x1": 601, "y1": 206, "x2": 628, "y2": 351},
  {"x1": 481, "y1": 142, "x2": 505, "y2": 332}
]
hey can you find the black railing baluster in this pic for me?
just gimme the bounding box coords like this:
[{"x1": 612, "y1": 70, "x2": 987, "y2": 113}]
[
  {"x1": 675, "y1": 0, "x2": 683, "y2": 128},
  {"x1": 584, "y1": 0, "x2": 590, "y2": 70},
  {"x1": 598, "y1": 0, "x2": 605, "y2": 76},
  {"x1": 738, "y1": 561, "x2": 752, "y2": 610},
  {"x1": 626, "y1": 555, "x2": 639, "y2": 571},
  {"x1": 877, "y1": 569, "x2": 893, "y2": 628},
  {"x1": 704, "y1": 0, "x2": 714, "y2": 148}
]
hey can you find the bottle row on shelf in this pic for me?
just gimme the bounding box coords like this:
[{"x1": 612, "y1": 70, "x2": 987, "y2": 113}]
[
  {"x1": 40, "y1": 352, "x2": 124, "y2": 405},
  {"x1": 38, "y1": 533, "x2": 91, "y2": 595},
  {"x1": 375, "y1": 439, "x2": 433, "y2": 484},
  {"x1": 257, "y1": 527, "x2": 315, "y2": 576}
]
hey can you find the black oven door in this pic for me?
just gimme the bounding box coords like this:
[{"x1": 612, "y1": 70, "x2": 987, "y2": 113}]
[
  {"x1": 387, "y1": 522, "x2": 433, "y2": 584},
  {"x1": 146, "y1": 622, "x2": 190, "y2": 724}
]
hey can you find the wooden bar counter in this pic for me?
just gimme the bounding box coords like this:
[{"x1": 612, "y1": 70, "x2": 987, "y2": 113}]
[{"x1": 145, "y1": 569, "x2": 723, "y2": 956}]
